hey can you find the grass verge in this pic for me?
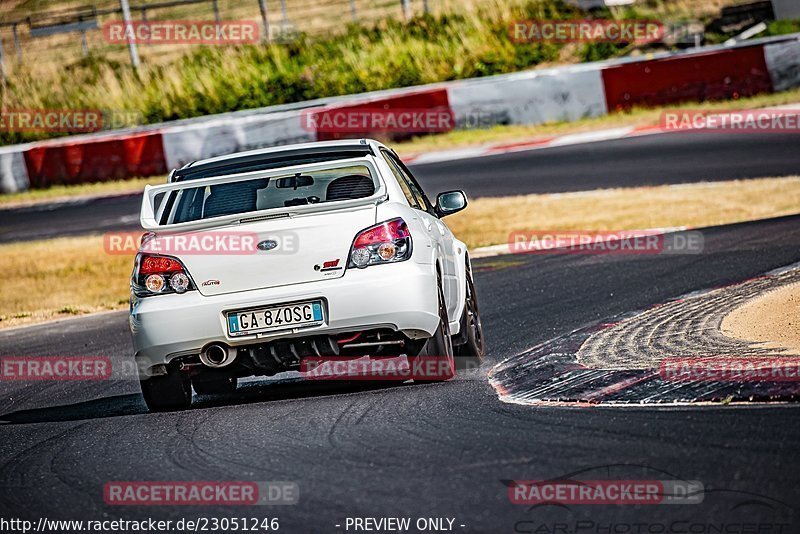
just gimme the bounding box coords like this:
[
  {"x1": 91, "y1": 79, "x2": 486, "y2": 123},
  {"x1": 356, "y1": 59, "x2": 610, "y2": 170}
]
[
  {"x1": 0, "y1": 177, "x2": 162, "y2": 207},
  {"x1": 448, "y1": 176, "x2": 800, "y2": 248},
  {"x1": 0, "y1": 236, "x2": 134, "y2": 329},
  {"x1": 2, "y1": 0, "x2": 778, "y2": 146},
  {"x1": 2, "y1": 176, "x2": 799, "y2": 329}
]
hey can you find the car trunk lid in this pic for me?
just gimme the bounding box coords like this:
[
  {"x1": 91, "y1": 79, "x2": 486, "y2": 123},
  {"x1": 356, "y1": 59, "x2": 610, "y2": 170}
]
[{"x1": 146, "y1": 205, "x2": 375, "y2": 296}]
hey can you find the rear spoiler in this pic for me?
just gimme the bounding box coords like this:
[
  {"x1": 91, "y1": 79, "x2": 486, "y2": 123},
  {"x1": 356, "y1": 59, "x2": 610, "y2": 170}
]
[
  {"x1": 140, "y1": 158, "x2": 386, "y2": 231},
  {"x1": 172, "y1": 144, "x2": 375, "y2": 182}
]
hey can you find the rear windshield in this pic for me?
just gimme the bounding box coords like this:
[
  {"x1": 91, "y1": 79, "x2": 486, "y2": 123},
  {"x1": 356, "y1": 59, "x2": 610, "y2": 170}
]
[{"x1": 161, "y1": 165, "x2": 376, "y2": 224}]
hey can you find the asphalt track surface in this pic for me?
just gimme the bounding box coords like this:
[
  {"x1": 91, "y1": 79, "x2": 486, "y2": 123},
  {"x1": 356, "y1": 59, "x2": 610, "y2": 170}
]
[
  {"x1": 1, "y1": 215, "x2": 799, "y2": 531},
  {"x1": 2, "y1": 131, "x2": 799, "y2": 243}
]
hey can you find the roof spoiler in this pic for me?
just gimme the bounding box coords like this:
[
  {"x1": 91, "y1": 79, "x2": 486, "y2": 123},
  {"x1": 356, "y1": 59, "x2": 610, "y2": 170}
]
[{"x1": 172, "y1": 145, "x2": 375, "y2": 182}]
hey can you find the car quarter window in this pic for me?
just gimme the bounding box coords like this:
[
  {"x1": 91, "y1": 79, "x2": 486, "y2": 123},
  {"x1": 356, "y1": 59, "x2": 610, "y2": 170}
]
[
  {"x1": 391, "y1": 152, "x2": 435, "y2": 214},
  {"x1": 381, "y1": 150, "x2": 421, "y2": 210},
  {"x1": 382, "y1": 150, "x2": 434, "y2": 214}
]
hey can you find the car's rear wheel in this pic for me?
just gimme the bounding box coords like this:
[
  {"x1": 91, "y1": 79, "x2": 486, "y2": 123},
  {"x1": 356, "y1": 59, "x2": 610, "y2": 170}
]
[
  {"x1": 192, "y1": 375, "x2": 238, "y2": 395},
  {"x1": 140, "y1": 366, "x2": 192, "y2": 412},
  {"x1": 454, "y1": 260, "x2": 485, "y2": 371},
  {"x1": 409, "y1": 279, "x2": 455, "y2": 382}
]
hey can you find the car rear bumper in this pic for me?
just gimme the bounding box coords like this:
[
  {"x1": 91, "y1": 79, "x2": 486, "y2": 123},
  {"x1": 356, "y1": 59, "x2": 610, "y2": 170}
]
[{"x1": 130, "y1": 261, "x2": 439, "y2": 368}]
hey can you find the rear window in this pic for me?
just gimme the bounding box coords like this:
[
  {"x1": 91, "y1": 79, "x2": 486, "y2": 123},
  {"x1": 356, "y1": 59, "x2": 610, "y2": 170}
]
[{"x1": 162, "y1": 164, "x2": 377, "y2": 224}]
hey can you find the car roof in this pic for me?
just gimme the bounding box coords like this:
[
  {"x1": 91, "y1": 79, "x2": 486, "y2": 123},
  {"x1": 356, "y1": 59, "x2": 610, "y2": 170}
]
[{"x1": 172, "y1": 139, "x2": 388, "y2": 182}]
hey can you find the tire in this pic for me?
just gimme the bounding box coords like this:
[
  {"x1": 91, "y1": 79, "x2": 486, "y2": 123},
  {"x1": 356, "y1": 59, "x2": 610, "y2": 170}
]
[
  {"x1": 140, "y1": 366, "x2": 192, "y2": 412},
  {"x1": 192, "y1": 375, "x2": 238, "y2": 395},
  {"x1": 409, "y1": 279, "x2": 455, "y2": 382},
  {"x1": 454, "y1": 259, "x2": 485, "y2": 371}
]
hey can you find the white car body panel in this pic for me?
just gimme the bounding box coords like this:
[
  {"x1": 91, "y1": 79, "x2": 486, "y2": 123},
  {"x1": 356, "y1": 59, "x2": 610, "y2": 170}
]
[
  {"x1": 166, "y1": 206, "x2": 378, "y2": 296},
  {"x1": 130, "y1": 139, "x2": 468, "y2": 371}
]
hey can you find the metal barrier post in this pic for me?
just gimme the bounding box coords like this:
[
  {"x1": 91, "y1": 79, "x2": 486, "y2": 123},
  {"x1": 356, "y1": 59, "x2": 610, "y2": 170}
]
[
  {"x1": 258, "y1": 0, "x2": 271, "y2": 41},
  {"x1": 280, "y1": 0, "x2": 289, "y2": 27},
  {"x1": 350, "y1": 0, "x2": 358, "y2": 22},
  {"x1": 12, "y1": 24, "x2": 22, "y2": 62},
  {"x1": 120, "y1": 0, "x2": 140, "y2": 70},
  {"x1": 0, "y1": 31, "x2": 7, "y2": 83},
  {"x1": 212, "y1": 0, "x2": 221, "y2": 26}
]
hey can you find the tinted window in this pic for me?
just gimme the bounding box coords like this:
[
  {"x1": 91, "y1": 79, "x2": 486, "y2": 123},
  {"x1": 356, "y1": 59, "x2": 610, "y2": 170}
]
[
  {"x1": 382, "y1": 151, "x2": 421, "y2": 209},
  {"x1": 166, "y1": 165, "x2": 376, "y2": 224},
  {"x1": 385, "y1": 151, "x2": 433, "y2": 214}
]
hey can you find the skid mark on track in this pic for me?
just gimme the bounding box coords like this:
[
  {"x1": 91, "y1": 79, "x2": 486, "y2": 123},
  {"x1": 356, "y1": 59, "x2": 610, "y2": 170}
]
[
  {"x1": 0, "y1": 422, "x2": 96, "y2": 513},
  {"x1": 489, "y1": 263, "x2": 800, "y2": 406}
]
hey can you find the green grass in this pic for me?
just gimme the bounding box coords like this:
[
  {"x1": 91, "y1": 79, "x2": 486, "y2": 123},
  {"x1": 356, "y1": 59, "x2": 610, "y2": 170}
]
[
  {"x1": 5, "y1": 0, "x2": 783, "y2": 147},
  {"x1": 2, "y1": 1, "x2": 572, "y2": 146},
  {"x1": 765, "y1": 19, "x2": 800, "y2": 37}
]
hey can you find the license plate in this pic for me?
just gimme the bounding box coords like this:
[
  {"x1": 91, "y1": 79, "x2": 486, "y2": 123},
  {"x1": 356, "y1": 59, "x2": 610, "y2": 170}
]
[{"x1": 227, "y1": 301, "x2": 324, "y2": 336}]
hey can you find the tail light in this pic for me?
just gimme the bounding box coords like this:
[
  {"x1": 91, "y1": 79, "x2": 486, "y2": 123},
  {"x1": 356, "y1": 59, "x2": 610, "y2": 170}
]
[
  {"x1": 132, "y1": 253, "x2": 194, "y2": 297},
  {"x1": 348, "y1": 218, "x2": 412, "y2": 269}
]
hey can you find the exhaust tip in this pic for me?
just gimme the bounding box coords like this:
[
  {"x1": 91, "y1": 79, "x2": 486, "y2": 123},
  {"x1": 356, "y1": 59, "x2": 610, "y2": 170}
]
[{"x1": 200, "y1": 343, "x2": 235, "y2": 368}]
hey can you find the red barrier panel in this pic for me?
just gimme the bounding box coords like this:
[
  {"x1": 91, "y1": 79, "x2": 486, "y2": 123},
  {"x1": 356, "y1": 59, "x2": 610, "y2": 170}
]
[
  {"x1": 23, "y1": 131, "x2": 167, "y2": 189},
  {"x1": 309, "y1": 88, "x2": 453, "y2": 142},
  {"x1": 602, "y1": 46, "x2": 773, "y2": 111}
]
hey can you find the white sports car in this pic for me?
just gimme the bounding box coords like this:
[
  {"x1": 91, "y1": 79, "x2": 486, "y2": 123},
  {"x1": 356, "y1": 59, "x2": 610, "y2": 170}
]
[{"x1": 129, "y1": 139, "x2": 484, "y2": 411}]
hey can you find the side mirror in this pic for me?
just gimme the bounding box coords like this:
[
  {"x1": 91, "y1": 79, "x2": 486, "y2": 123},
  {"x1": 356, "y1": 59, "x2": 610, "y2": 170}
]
[{"x1": 435, "y1": 190, "x2": 467, "y2": 217}]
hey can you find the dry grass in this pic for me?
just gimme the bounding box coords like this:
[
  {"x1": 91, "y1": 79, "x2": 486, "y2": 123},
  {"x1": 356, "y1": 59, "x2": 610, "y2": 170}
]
[
  {"x1": 0, "y1": 176, "x2": 162, "y2": 207},
  {"x1": 2, "y1": 175, "x2": 799, "y2": 329},
  {"x1": 0, "y1": 236, "x2": 135, "y2": 329},
  {"x1": 448, "y1": 176, "x2": 800, "y2": 248},
  {"x1": 2, "y1": 0, "x2": 758, "y2": 144},
  {"x1": 1, "y1": 0, "x2": 740, "y2": 74}
]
